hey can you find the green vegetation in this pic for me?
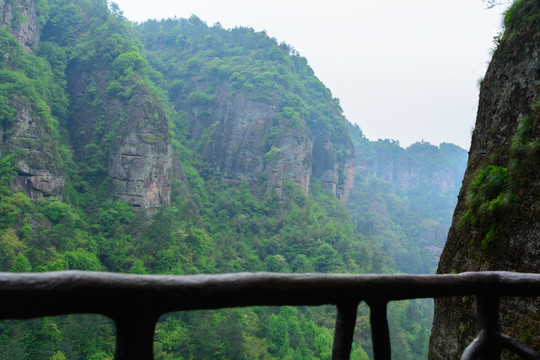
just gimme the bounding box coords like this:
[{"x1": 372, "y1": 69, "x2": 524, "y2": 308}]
[
  {"x1": 462, "y1": 165, "x2": 514, "y2": 249},
  {"x1": 504, "y1": 0, "x2": 540, "y2": 29},
  {"x1": 461, "y1": 99, "x2": 539, "y2": 250}
]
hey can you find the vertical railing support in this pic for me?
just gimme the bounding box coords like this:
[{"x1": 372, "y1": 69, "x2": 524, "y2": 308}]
[
  {"x1": 476, "y1": 294, "x2": 501, "y2": 360},
  {"x1": 461, "y1": 295, "x2": 501, "y2": 360},
  {"x1": 114, "y1": 313, "x2": 159, "y2": 360},
  {"x1": 332, "y1": 302, "x2": 359, "y2": 360},
  {"x1": 368, "y1": 300, "x2": 391, "y2": 360}
]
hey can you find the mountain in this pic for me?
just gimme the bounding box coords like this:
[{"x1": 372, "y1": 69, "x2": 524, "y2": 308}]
[
  {"x1": 137, "y1": 17, "x2": 355, "y2": 203},
  {"x1": 347, "y1": 124, "x2": 467, "y2": 274},
  {"x1": 0, "y1": 0, "x2": 466, "y2": 359},
  {"x1": 429, "y1": 0, "x2": 540, "y2": 358}
]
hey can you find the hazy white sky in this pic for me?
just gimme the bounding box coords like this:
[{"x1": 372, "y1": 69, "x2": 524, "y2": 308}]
[{"x1": 112, "y1": 0, "x2": 507, "y2": 149}]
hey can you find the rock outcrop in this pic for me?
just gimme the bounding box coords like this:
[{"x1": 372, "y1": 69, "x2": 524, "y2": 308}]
[
  {"x1": 429, "y1": 1, "x2": 540, "y2": 358},
  {"x1": 200, "y1": 86, "x2": 282, "y2": 186},
  {"x1": 266, "y1": 120, "x2": 313, "y2": 198},
  {"x1": 312, "y1": 133, "x2": 355, "y2": 203},
  {"x1": 183, "y1": 82, "x2": 354, "y2": 201},
  {"x1": 5, "y1": 96, "x2": 65, "y2": 198},
  {"x1": 66, "y1": 65, "x2": 173, "y2": 210},
  {"x1": 108, "y1": 84, "x2": 173, "y2": 209},
  {"x1": 0, "y1": 0, "x2": 40, "y2": 52}
]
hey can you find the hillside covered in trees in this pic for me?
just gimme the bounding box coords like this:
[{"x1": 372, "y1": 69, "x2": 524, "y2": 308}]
[{"x1": 0, "y1": 0, "x2": 466, "y2": 359}]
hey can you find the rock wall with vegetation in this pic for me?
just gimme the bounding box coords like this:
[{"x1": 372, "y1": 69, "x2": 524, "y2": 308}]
[
  {"x1": 0, "y1": 0, "x2": 43, "y2": 52},
  {"x1": 137, "y1": 18, "x2": 355, "y2": 202},
  {"x1": 429, "y1": 0, "x2": 540, "y2": 358}
]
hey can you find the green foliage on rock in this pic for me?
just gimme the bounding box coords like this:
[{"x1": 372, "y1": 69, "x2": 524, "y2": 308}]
[{"x1": 461, "y1": 101, "x2": 539, "y2": 250}]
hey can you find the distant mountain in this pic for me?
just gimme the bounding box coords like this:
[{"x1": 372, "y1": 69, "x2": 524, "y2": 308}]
[{"x1": 347, "y1": 124, "x2": 467, "y2": 273}]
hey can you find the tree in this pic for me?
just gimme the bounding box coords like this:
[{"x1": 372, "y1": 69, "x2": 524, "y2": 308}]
[
  {"x1": 10, "y1": 253, "x2": 31, "y2": 272},
  {"x1": 51, "y1": 351, "x2": 67, "y2": 360},
  {"x1": 108, "y1": 2, "x2": 124, "y2": 17},
  {"x1": 482, "y1": 0, "x2": 512, "y2": 8}
]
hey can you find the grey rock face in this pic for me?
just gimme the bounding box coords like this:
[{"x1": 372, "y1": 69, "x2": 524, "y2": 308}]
[
  {"x1": 108, "y1": 84, "x2": 173, "y2": 209},
  {"x1": 6, "y1": 96, "x2": 64, "y2": 197},
  {"x1": 0, "y1": 0, "x2": 39, "y2": 53},
  {"x1": 209, "y1": 89, "x2": 278, "y2": 184},
  {"x1": 185, "y1": 83, "x2": 356, "y2": 200},
  {"x1": 369, "y1": 150, "x2": 463, "y2": 193},
  {"x1": 266, "y1": 122, "x2": 313, "y2": 198},
  {"x1": 190, "y1": 85, "x2": 315, "y2": 197},
  {"x1": 312, "y1": 134, "x2": 355, "y2": 203}
]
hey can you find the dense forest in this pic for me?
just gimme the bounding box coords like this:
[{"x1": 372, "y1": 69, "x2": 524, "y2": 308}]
[{"x1": 0, "y1": 0, "x2": 466, "y2": 359}]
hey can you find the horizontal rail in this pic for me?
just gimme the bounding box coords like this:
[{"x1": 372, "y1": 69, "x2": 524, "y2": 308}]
[
  {"x1": 2, "y1": 271, "x2": 540, "y2": 318},
  {"x1": 1, "y1": 271, "x2": 540, "y2": 359}
]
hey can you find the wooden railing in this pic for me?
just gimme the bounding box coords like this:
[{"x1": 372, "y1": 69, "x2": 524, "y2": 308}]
[{"x1": 1, "y1": 271, "x2": 540, "y2": 359}]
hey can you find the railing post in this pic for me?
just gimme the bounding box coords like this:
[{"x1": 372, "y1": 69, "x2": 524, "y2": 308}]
[
  {"x1": 332, "y1": 302, "x2": 359, "y2": 360},
  {"x1": 461, "y1": 295, "x2": 501, "y2": 360},
  {"x1": 476, "y1": 295, "x2": 501, "y2": 360},
  {"x1": 368, "y1": 300, "x2": 391, "y2": 360},
  {"x1": 114, "y1": 313, "x2": 159, "y2": 360}
]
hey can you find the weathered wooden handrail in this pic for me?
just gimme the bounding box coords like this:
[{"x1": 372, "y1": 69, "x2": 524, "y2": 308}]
[{"x1": 1, "y1": 271, "x2": 540, "y2": 359}]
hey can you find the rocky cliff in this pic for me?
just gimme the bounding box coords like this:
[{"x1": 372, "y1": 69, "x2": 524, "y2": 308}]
[
  {"x1": 181, "y1": 82, "x2": 352, "y2": 202},
  {"x1": 138, "y1": 18, "x2": 355, "y2": 203},
  {"x1": 429, "y1": 0, "x2": 540, "y2": 358},
  {"x1": 5, "y1": 95, "x2": 65, "y2": 198},
  {"x1": 0, "y1": 0, "x2": 40, "y2": 53},
  {"x1": 108, "y1": 84, "x2": 173, "y2": 209},
  {"x1": 65, "y1": 67, "x2": 173, "y2": 209},
  {"x1": 0, "y1": 0, "x2": 65, "y2": 198}
]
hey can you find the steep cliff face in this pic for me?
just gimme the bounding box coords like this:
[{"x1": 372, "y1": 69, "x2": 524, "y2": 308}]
[
  {"x1": 65, "y1": 66, "x2": 173, "y2": 208},
  {"x1": 312, "y1": 131, "x2": 355, "y2": 203},
  {"x1": 185, "y1": 83, "x2": 356, "y2": 200},
  {"x1": 266, "y1": 119, "x2": 313, "y2": 198},
  {"x1": 138, "y1": 19, "x2": 355, "y2": 202},
  {"x1": 429, "y1": 1, "x2": 540, "y2": 358},
  {"x1": 108, "y1": 84, "x2": 173, "y2": 209},
  {"x1": 0, "y1": 0, "x2": 40, "y2": 53},
  {"x1": 182, "y1": 81, "x2": 354, "y2": 200},
  {"x1": 184, "y1": 84, "x2": 314, "y2": 197},
  {"x1": 5, "y1": 95, "x2": 64, "y2": 198},
  {"x1": 0, "y1": 0, "x2": 65, "y2": 198}
]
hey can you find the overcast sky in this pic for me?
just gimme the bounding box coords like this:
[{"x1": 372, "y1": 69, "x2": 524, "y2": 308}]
[{"x1": 112, "y1": 0, "x2": 508, "y2": 149}]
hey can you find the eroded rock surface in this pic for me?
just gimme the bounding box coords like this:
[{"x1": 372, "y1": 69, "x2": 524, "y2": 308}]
[
  {"x1": 0, "y1": 0, "x2": 39, "y2": 52},
  {"x1": 6, "y1": 96, "x2": 64, "y2": 197},
  {"x1": 108, "y1": 84, "x2": 173, "y2": 209}
]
